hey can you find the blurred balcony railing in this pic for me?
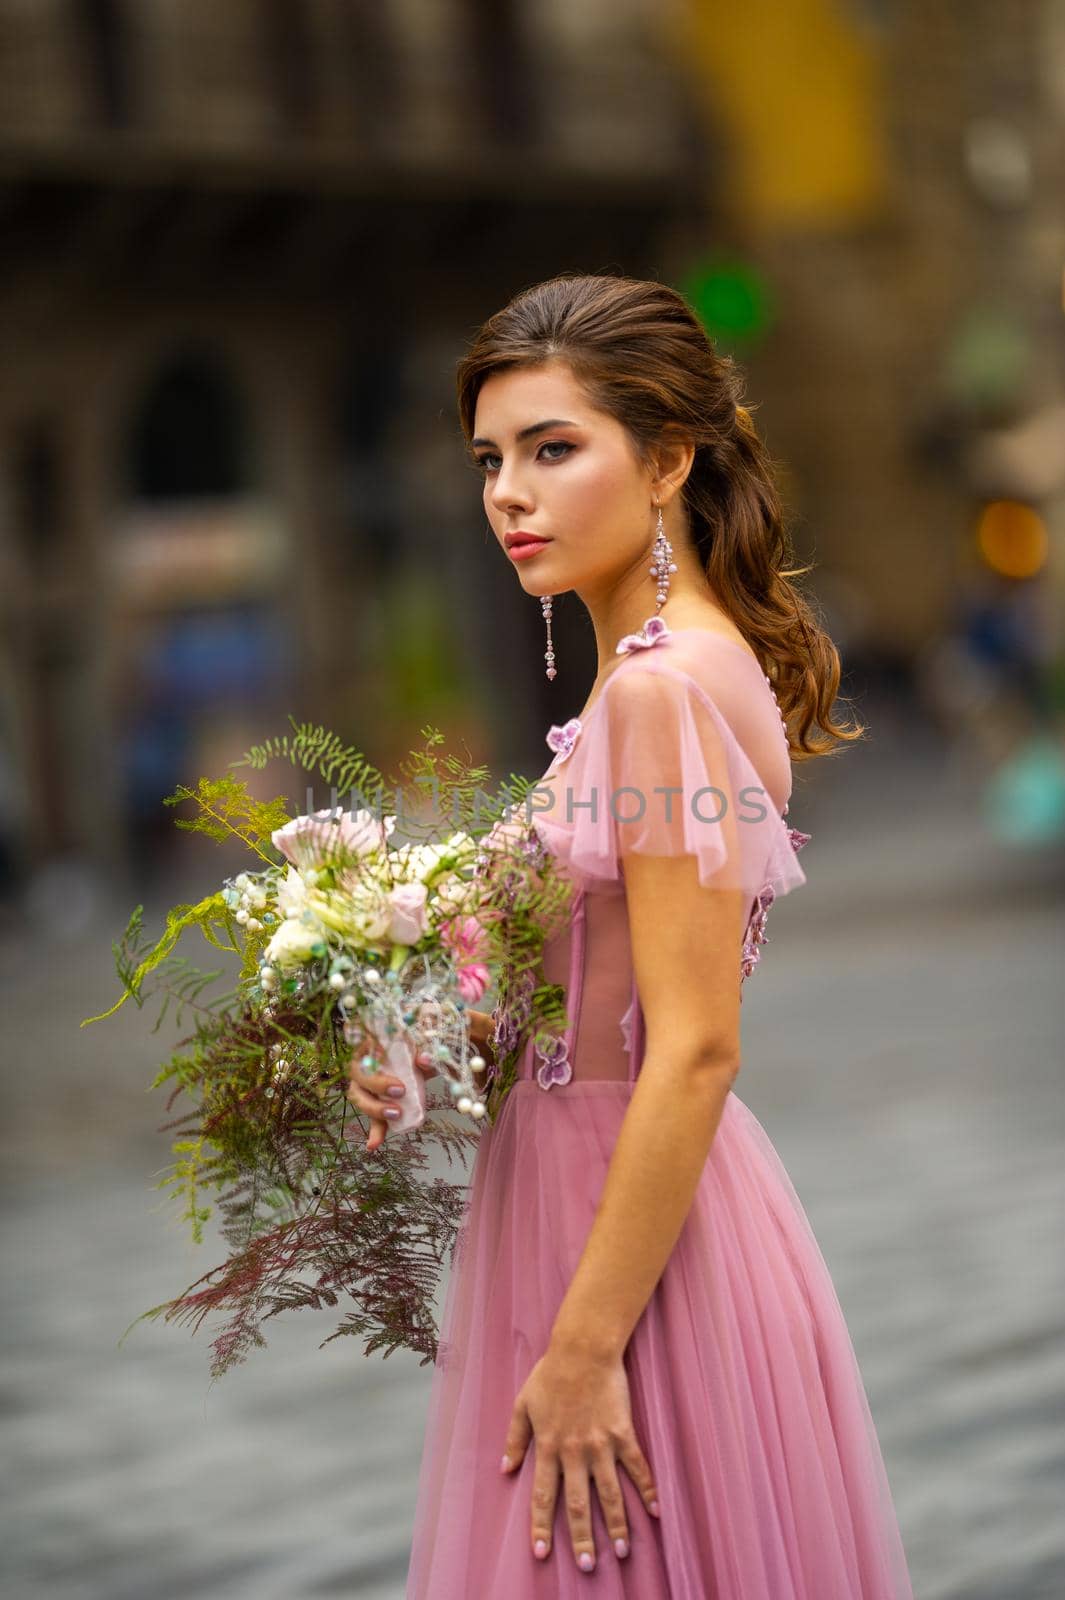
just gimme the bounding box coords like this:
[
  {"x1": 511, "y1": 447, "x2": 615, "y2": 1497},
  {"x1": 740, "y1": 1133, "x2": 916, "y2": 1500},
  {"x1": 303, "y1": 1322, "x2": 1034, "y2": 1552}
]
[{"x1": 0, "y1": 0, "x2": 698, "y2": 182}]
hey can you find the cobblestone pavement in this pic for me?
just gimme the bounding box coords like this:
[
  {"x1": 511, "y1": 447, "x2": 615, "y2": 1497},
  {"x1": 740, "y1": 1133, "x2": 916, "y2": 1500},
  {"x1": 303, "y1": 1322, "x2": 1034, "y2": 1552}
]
[{"x1": 1, "y1": 725, "x2": 1062, "y2": 1599}]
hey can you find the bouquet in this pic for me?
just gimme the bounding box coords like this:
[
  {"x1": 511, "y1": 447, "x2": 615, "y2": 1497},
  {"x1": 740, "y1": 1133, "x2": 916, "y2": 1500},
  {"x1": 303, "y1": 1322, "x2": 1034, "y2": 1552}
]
[{"x1": 83, "y1": 720, "x2": 574, "y2": 1376}]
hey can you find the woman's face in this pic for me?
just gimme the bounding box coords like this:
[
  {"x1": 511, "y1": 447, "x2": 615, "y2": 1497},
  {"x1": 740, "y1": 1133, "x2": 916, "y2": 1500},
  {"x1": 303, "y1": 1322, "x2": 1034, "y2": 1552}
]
[{"x1": 470, "y1": 359, "x2": 656, "y2": 600}]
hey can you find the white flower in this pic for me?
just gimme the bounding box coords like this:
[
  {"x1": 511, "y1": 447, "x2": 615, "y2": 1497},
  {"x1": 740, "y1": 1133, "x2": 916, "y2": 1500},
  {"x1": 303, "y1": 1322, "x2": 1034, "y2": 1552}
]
[
  {"x1": 305, "y1": 881, "x2": 392, "y2": 948},
  {"x1": 390, "y1": 840, "x2": 469, "y2": 887},
  {"x1": 275, "y1": 864, "x2": 308, "y2": 920},
  {"x1": 444, "y1": 830, "x2": 479, "y2": 868},
  {"x1": 428, "y1": 872, "x2": 480, "y2": 922},
  {"x1": 263, "y1": 918, "x2": 327, "y2": 972}
]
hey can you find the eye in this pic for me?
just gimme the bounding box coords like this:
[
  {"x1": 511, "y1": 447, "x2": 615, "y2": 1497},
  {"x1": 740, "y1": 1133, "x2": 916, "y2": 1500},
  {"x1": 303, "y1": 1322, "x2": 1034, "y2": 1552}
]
[{"x1": 472, "y1": 440, "x2": 575, "y2": 475}]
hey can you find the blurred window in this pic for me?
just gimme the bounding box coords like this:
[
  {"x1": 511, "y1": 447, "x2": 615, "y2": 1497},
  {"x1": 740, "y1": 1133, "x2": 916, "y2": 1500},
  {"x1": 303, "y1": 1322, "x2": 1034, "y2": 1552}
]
[
  {"x1": 12, "y1": 417, "x2": 63, "y2": 573},
  {"x1": 127, "y1": 350, "x2": 250, "y2": 501},
  {"x1": 464, "y1": 0, "x2": 539, "y2": 143},
  {"x1": 336, "y1": 0, "x2": 399, "y2": 139},
  {"x1": 73, "y1": 0, "x2": 134, "y2": 128},
  {"x1": 260, "y1": 0, "x2": 316, "y2": 135}
]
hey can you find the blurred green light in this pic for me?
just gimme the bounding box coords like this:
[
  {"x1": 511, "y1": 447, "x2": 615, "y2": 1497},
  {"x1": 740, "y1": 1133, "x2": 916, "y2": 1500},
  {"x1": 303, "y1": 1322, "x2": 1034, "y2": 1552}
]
[{"x1": 678, "y1": 260, "x2": 775, "y2": 345}]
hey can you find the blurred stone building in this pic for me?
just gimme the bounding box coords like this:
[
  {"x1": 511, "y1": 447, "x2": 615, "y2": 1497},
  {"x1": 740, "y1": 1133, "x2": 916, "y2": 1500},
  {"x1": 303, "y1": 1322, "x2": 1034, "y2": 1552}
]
[
  {"x1": 0, "y1": 0, "x2": 1062, "y2": 890},
  {"x1": 0, "y1": 0, "x2": 711, "y2": 887}
]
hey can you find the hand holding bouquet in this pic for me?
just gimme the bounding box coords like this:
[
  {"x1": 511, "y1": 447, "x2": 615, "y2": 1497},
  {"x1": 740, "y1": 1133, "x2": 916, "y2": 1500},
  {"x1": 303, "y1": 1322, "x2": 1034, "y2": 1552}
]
[{"x1": 346, "y1": 1005, "x2": 497, "y2": 1155}]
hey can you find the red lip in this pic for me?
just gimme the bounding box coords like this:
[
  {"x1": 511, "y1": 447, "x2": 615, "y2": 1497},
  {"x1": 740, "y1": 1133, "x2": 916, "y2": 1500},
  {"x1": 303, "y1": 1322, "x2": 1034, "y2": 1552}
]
[{"x1": 504, "y1": 531, "x2": 552, "y2": 550}]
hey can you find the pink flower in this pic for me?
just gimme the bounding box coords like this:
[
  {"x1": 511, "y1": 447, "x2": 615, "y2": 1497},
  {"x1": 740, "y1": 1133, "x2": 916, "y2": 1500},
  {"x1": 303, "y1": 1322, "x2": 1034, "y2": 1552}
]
[
  {"x1": 272, "y1": 808, "x2": 392, "y2": 870},
  {"x1": 386, "y1": 882, "x2": 429, "y2": 944},
  {"x1": 456, "y1": 963, "x2": 490, "y2": 1004},
  {"x1": 440, "y1": 913, "x2": 490, "y2": 965}
]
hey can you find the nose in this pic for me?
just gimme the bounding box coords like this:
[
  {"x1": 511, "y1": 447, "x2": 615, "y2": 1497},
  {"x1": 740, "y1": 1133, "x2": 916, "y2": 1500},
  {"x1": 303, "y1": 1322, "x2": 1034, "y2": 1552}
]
[{"x1": 488, "y1": 460, "x2": 533, "y2": 515}]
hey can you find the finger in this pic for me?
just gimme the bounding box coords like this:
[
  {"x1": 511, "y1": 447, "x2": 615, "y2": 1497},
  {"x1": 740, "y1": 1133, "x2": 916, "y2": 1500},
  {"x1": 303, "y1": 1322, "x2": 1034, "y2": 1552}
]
[
  {"x1": 363, "y1": 1112, "x2": 388, "y2": 1153},
  {"x1": 562, "y1": 1455, "x2": 597, "y2": 1573},
  {"x1": 413, "y1": 1049, "x2": 436, "y2": 1081},
  {"x1": 501, "y1": 1398, "x2": 532, "y2": 1473},
  {"x1": 346, "y1": 1074, "x2": 401, "y2": 1122},
  {"x1": 529, "y1": 1441, "x2": 559, "y2": 1561},
  {"x1": 347, "y1": 1050, "x2": 405, "y2": 1114},
  {"x1": 590, "y1": 1454, "x2": 630, "y2": 1560},
  {"x1": 616, "y1": 1431, "x2": 660, "y2": 1519},
  {"x1": 345, "y1": 1053, "x2": 401, "y2": 1146}
]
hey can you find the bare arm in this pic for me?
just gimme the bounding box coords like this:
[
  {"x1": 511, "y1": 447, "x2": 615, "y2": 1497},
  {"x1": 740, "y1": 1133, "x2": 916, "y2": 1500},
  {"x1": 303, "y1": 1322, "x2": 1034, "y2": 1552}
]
[{"x1": 548, "y1": 850, "x2": 745, "y2": 1359}]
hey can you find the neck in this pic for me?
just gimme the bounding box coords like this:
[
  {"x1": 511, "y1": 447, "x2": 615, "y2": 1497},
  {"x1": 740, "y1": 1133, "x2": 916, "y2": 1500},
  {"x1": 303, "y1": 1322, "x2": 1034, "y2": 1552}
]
[{"x1": 578, "y1": 547, "x2": 718, "y2": 680}]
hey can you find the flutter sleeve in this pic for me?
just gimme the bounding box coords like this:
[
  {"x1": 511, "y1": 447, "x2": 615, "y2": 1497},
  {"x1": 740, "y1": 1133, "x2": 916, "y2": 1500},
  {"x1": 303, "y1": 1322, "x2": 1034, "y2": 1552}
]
[{"x1": 532, "y1": 657, "x2": 807, "y2": 905}]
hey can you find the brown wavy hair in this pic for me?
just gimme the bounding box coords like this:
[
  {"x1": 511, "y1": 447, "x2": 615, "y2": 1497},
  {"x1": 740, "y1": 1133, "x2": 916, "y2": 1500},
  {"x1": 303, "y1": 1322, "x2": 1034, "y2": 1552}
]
[{"x1": 455, "y1": 271, "x2": 864, "y2": 761}]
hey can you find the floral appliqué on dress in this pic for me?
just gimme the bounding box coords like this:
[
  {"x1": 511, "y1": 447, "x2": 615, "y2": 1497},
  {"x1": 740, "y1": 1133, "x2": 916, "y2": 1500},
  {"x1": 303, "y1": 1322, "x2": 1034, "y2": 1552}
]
[
  {"x1": 741, "y1": 826, "x2": 812, "y2": 983},
  {"x1": 614, "y1": 614, "x2": 672, "y2": 655},
  {"x1": 545, "y1": 717, "x2": 582, "y2": 765},
  {"x1": 533, "y1": 1031, "x2": 573, "y2": 1091}
]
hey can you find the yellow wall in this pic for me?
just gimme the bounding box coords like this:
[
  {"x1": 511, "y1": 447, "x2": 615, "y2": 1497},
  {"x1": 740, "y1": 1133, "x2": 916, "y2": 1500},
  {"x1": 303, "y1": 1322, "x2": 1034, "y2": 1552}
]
[{"x1": 669, "y1": 1, "x2": 893, "y2": 226}]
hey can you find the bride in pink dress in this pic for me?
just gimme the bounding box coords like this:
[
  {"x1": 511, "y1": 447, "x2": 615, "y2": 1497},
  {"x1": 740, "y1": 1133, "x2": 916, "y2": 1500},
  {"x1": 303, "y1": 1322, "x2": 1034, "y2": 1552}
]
[{"x1": 349, "y1": 273, "x2": 914, "y2": 1596}]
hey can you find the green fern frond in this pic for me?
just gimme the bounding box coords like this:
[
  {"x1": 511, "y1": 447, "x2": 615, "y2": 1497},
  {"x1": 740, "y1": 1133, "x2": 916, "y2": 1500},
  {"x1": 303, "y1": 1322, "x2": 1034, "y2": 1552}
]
[
  {"x1": 231, "y1": 716, "x2": 388, "y2": 802},
  {"x1": 162, "y1": 774, "x2": 290, "y2": 861},
  {"x1": 81, "y1": 893, "x2": 239, "y2": 1026}
]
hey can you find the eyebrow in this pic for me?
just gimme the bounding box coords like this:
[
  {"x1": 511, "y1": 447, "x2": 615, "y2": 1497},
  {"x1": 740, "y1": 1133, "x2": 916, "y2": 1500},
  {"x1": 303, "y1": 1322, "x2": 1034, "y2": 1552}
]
[{"x1": 469, "y1": 418, "x2": 581, "y2": 449}]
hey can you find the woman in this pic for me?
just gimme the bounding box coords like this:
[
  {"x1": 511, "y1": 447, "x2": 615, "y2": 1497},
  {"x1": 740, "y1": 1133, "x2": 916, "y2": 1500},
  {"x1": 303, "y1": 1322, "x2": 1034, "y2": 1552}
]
[{"x1": 348, "y1": 273, "x2": 914, "y2": 1597}]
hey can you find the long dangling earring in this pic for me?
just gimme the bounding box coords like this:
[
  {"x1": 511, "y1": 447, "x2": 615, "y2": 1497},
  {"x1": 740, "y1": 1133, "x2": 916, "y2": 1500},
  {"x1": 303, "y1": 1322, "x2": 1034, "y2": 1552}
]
[
  {"x1": 541, "y1": 594, "x2": 557, "y2": 680},
  {"x1": 650, "y1": 503, "x2": 676, "y2": 613}
]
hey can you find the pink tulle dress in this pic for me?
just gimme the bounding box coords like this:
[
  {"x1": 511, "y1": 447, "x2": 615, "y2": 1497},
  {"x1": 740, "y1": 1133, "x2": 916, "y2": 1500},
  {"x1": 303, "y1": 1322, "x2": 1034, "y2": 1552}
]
[{"x1": 405, "y1": 618, "x2": 913, "y2": 1598}]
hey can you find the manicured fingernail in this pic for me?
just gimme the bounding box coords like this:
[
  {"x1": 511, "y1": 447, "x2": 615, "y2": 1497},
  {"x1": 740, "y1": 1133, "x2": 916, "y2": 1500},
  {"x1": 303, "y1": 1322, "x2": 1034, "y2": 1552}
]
[
  {"x1": 386, "y1": 1084, "x2": 405, "y2": 1097},
  {"x1": 578, "y1": 1551, "x2": 595, "y2": 1572},
  {"x1": 614, "y1": 1537, "x2": 629, "y2": 1558},
  {"x1": 383, "y1": 1106, "x2": 400, "y2": 1119},
  {"x1": 500, "y1": 1455, "x2": 510, "y2": 1472},
  {"x1": 649, "y1": 1499, "x2": 660, "y2": 1517},
  {"x1": 533, "y1": 1538, "x2": 549, "y2": 1559}
]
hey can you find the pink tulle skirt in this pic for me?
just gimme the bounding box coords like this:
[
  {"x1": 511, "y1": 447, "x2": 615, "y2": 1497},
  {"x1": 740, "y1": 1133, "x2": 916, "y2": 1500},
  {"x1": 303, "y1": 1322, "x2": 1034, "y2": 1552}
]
[{"x1": 406, "y1": 1080, "x2": 913, "y2": 1598}]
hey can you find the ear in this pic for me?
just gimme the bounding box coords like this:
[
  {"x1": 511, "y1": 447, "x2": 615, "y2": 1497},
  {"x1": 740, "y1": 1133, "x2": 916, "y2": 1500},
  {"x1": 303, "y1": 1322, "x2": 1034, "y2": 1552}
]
[{"x1": 649, "y1": 424, "x2": 695, "y2": 505}]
